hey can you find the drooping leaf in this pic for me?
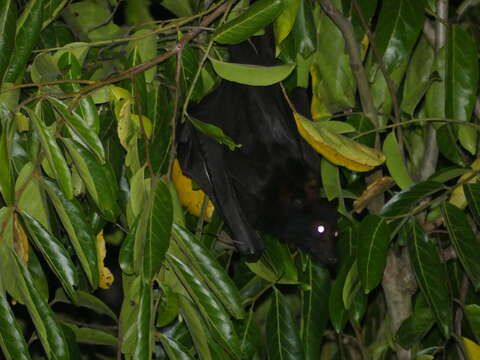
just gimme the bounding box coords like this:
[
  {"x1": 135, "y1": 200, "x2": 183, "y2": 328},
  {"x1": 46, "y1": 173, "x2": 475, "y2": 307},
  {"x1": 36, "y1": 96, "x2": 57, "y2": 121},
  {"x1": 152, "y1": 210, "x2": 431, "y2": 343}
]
[
  {"x1": 383, "y1": 132, "x2": 414, "y2": 190},
  {"x1": 53, "y1": 288, "x2": 117, "y2": 321},
  {"x1": 396, "y1": 307, "x2": 435, "y2": 349},
  {"x1": 266, "y1": 288, "x2": 304, "y2": 360},
  {"x1": 407, "y1": 219, "x2": 452, "y2": 338},
  {"x1": 0, "y1": 0, "x2": 16, "y2": 83},
  {"x1": 62, "y1": 322, "x2": 117, "y2": 346},
  {"x1": 133, "y1": 281, "x2": 154, "y2": 360},
  {"x1": 190, "y1": 117, "x2": 240, "y2": 151},
  {"x1": 357, "y1": 215, "x2": 391, "y2": 293},
  {"x1": 158, "y1": 333, "x2": 196, "y2": 360},
  {"x1": 441, "y1": 203, "x2": 480, "y2": 291}
]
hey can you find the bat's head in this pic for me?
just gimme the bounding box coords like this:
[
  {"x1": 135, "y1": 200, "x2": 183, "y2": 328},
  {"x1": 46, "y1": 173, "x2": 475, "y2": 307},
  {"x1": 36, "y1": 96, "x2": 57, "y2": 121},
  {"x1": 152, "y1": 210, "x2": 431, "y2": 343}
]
[{"x1": 280, "y1": 198, "x2": 339, "y2": 265}]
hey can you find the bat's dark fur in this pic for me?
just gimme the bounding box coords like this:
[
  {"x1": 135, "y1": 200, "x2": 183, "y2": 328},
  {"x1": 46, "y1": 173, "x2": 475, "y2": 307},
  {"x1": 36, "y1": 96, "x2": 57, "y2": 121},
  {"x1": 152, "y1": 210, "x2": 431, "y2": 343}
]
[{"x1": 177, "y1": 32, "x2": 338, "y2": 264}]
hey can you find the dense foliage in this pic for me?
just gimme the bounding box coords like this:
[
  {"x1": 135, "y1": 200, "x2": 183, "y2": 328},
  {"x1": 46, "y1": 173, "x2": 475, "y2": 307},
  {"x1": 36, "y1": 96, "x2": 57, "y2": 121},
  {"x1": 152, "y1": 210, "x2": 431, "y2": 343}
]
[{"x1": 1, "y1": 0, "x2": 480, "y2": 359}]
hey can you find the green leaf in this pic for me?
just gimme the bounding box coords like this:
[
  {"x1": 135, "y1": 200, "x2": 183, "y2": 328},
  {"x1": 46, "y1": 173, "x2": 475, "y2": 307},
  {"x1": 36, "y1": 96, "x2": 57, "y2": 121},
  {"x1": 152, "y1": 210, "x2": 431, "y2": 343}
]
[
  {"x1": 213, "y1": 0, "x2": 283, "y2": 45},
  {"x1": 158, "y1": 333, "x2": 196, "y2": 360},
  {"x1": 28, "y1": 105, "x2": 74, "y2": 200},
  {"x1": 210, "y1": 57, "x2": 295, "y2": 86},
  {"x1": 42, "y1": 178, "x2": 99, "y2": 289},
  {"x1": 329, "y1": 259, "x2": 352, "y2": 333},
  {"x1": 273, "y1": 0, "x2": 300, "y2": 45},
  {"x1": 0, "y1": 280, "x2": 32, "y2": 360},
  {"x1": 465, "y1": 305, "x2": 480, "y2": 343},
  {"x1": 167, "y1": 254, "x2": 242, "y2": 358},
  {"x1": 158, "y1": 0, "x2": 192, "y2": 17},
  {"x1": 396, "y1": 306, "x2": 435, "y2": 349},
  {"x1": 266, "y1": 288, "x2": 304, "y2": 360},
  {"x1": 119, "y1": 216, "x2": 139, "y2": 275},
  {"x1": 0, "y1": 112, "x2": 14, "y2": 204},
  {"x1": 57, "y1": 52, "x2": 100, "y2": 134},
  {"x1": 3, "y1": 0, "x2": 43, "y2": 83},
  {"x1": 379, "y1": 181, "x2": 445, "y2": 217},
  {"x1": 20, "y1": 212, "x2": 79, "y2": 299},
  {"x1": 407, "y1": 219, "x2": 452, "y2": 338},
  {"x1": 133, "y1": 281, "x2": 153, "y2": 360},
  {"x1": 12, "y1": 253, "x2": 70, "y2": 360},
  {"x1": 190, "y1": 117, "x2": 240, "y2": 151},
  {"x1": 383, "y1": 132, "x2": 414, "y2": 190},
  {"x1": 290, "y1": 0, "x2": 316, "y2": 58},
  {"x1": 464, "y1": 183, "x2": 480, "y2": 227},
  {"x1": 436, "y1": 124, "x2": 467, "y2": 166},
  {"x1": 357, "y1": 215, "x2": 391, "y2": 293},
  {"x1": 0, "y1": 0, "x2": 16, "y2": 83},
  {"x1": 321, "y1": 158, "x2": 341, "y2": 201},
  {"x1": 301, "y1": 259, "x2": 330, "y2": 360},
  {"x1": 63, "y1": 138, "x2": 120, "y2": 221},
  {"x1": 47, "y1": 97, "x2": 105, "y2": 161},
  {"x1": 156, "y1": 284, "x2": 180, "y2": 328},
  {"x1": 53, "y1": 288, "x2": 117, "y2": 321},
  {"x1": 401, "y1": 37, "x2": 435, "y2": 115},
  {"x1": 173, "y1": 225, "x2": 245, "y2": 320},
  {"x1": 373, "y1": 0, "x2": 425, "y2": 75},
  {"x1": 441, "y1": 203, "x2": 480, "y2": 291},
  {"x1": 141, "y1": 179, "x2": 172, "y2": 281},
  {"x1": 62, "y1": 322, "x2": 117, "y2": 346}
]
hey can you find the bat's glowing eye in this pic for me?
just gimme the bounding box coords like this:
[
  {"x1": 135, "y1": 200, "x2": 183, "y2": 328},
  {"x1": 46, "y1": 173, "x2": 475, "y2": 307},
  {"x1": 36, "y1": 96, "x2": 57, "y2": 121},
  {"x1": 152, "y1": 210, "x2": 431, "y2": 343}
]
[
  {"x1": 317, "y1": 225, "x2": 326, "y2": 234},
  {"x1": 334, "y1": 231, "x2": 339, "y2": 237}
]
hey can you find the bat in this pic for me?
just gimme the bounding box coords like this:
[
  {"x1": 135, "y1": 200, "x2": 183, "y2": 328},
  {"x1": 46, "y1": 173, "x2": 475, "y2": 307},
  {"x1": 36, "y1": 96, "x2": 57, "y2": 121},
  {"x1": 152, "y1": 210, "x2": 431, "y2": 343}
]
[{"x1": 176, "y1": 31, "x2": 338, "y2": 265}]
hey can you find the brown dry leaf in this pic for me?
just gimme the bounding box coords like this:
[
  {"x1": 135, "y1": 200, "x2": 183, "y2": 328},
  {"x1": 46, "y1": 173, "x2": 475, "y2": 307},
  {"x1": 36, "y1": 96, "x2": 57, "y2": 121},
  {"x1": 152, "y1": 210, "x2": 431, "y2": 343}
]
[
  {"x1": 353, "y1": 176, "x2": 395, "y2": 213},
  {"x1": 294, "y1": 113, "x2": 385, "y2": 172}
]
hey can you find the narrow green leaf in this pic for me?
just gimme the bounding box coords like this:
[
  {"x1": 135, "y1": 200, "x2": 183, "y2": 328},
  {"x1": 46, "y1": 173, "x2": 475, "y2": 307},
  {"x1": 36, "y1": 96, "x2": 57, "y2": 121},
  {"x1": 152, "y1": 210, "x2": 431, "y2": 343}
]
[
  {"x1": 53, "y1": 288, "x2": 117, "y2": 321},
  {"x1": 273, "y1": 0, "x2": 300, "y2": 45},
  {"x1": 436, "y1": 124, "x2": 467, "y2": 166},
  {"x1": 321, "y1": 158, "x2": 341, "y2": 201},
  {"x1": 156, "y1": 284, "x2": 180, "y2": 328},
  {"x1": 465, "y1": 304, "x2": 480, "y2": 343},
  {"x1": 63, "y1": 138, "x2": 119, "y2": 221},
  {"x1": 42, "y1": 178, "x2": 99, "y2": 289},
  {"x1": 0, "y1": 280, "x2": 32, "y2": 360},
  {"x1": 441, "y1": 203, "x2": 480, "y2": 291},
  {"x1": 62, "y1": 322, "x2": 117, "y2": 346},
  {"x1": 213, "y1": 0, "x2": 283, "y2": 44},
  {"x1": 0, "y1": 113, "x2": 14, "y2": 204},
  {"x1": 158, "y1": 333, "x2": 195, "y2": 360},
  {"x1": 142, "y1": 179, "x2": 172, "y2": 281},
  {"x1": 133, "y1": 282, "x2": 153, "y2": 360},
  {"x1": 21, "y1": 212, "x2": 78, "y2": 299},
  {"x1": 464, "y1": 183, "x2": 480, "y2": 227},
  {"x1": 290, "y1": 0, "x2": 316, "y2": 58},
  {"x1": 167, "y1": 254, "x2": 242, "y2": 358},
  {"x1": 0, "y1": 0, "x2": 16, "y2": 83},
  {"x1": 301, "y1": 259, "x2": 330, "y2": 360},
  {"x1": 266, "y1": 288, "x2": 304, "y2": 360},
  {"x1": 119, "y1": 216, "x2": 139, "y2": 275},
  {"x1": 3, "y1": 0, "x2": 43, "y2": 82},
  {"x1": 357, "y1": 215, "x2": 391, "y2": 293},
  {"x1": 407, "y1": 219, "x2": 452, "y2": 338},
  {"x1": 173, "y1": 225, "x2": 245, "y2": 320},
  {"x1": 47, "y1": 97, "x2": 105, "y2": 161},
  {"x1": 383, "y1": 132, "x2": 414, "y2": 190},
  {"x1": 379, "y1": 181, "x2": 445, "y2": 217},
  {"x1": 28, "y1": 105, "x2": 74, "y2": 200},
  {"x1": 190, "y1": 117, "x2": 240, "y2": 151},
  {"x1": 12, "y1": 253, "x2": 70, "y2": 360}
]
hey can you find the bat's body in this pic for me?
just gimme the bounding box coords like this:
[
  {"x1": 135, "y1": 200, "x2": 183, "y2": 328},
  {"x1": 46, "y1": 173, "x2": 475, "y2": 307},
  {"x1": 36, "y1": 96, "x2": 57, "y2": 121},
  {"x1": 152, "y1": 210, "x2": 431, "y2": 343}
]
[{"x1": 177, "y1": 33, "x2": 338, "y2": 264}]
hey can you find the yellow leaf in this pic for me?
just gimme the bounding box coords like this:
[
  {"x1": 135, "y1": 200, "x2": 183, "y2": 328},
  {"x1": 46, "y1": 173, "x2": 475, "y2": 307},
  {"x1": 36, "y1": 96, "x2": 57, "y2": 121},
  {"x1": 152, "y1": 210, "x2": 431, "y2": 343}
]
[
  {"x1": 172, "y1": 159, "x2": 214, "y2": 220},
  {"x1": 13, "y1": 214, "x2": 29, "y2": 263},
  {"x1": 96, "y1": 230, "x2": 114, "y2": 289},
  {"x1": 464, "y1": 337, "x2": 480, "y2": 360},
  {"x1": 310, "y1": 65, "x2": 330, "y2": 120},
  {"x1": 294, "y1": 113, "x2": 385, "y2": 172},
  {"x1": 449, "y1": 158, "x2": 480, "y2": 209}
]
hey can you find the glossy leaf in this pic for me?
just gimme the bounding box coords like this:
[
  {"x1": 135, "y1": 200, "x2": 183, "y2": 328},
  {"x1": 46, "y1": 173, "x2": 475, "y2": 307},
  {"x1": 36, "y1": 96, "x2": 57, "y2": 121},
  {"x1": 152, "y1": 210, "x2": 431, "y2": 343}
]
[
  {"x1": 42, "y1": 178, "x2": 99, "y2": 289},
  {"x1": 441, "y1": 203, "x2": 480, "y2": 291},
  {"x1": 3, "y1": 0, "x2": 43, "y2": 82},
  {"x1": 119, "y1": 216, "x2": 139, "y2": 275},
  {"x1": 12, "y1": 253, "x2": 70, "y2": 360},
  {"x1": 28, "y1": 106, "x2": 74, "y2": 200},
  {"x1": 47, "y1": 97, "x2": 105, "y2": 161},
  {"x1": 173, "y1": 225, "x2": 245, "y2": 320},
  {"x1": 63, "y1": 138, "x2": 119, "y2": 221},
  {"x1": 273, "y1": 0, "x2": 300, "y2": 45},
  {"x1": 436, "y1": 124, "x2": 467, "y2": 167},
  {"x1": 379, "y1": 181, "x2": 445, "y2": 217},
  {"x1": 53, "y1": 288, "x2": 117, "y2": 321},
  {"x1": 167, "y1": 254, "x2": 241, "y2": 357},
  {"x1": 266, "y1": 288, "x2": 304, "y2": 360},
  {"x1": 158, "y1": 333, "x2": 195, "y2": 360},
  {"x1": 383, "y1": 132, "x2": 414, "y2": 190},
  {"x1": 213, "y1": 0, "x2": 283, "y2": 44},
  {"x1": 0, "y1": 281, "x2": 31, "y2": 360},
  {"x1": 464, "y1": 183, "x2": 480, "y2": 226},
  {"x1": 301, "y1": 259, "x2": 331, "y2": 360},
  {"x1": 446, "y1": 25, "x2": 478, "y2": 155},
  {"x1": 21, "y1": 212, "x2": 78, "y2": 299},
  {"x1": 141, "y1": 179, "x2": 172, "y2": 281},
  {"x1": 0, "y1": 0, "x2": 16, "y2": 83},
  {"x1": 357, "y1": 215, "x2": 391, "y2": 293},
  {"x1": 156, "y1": 284, "x2": 180, "y2": 328},
  {"x1": 407, "y1": 219, "x2": 452, "y2": 338}
]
